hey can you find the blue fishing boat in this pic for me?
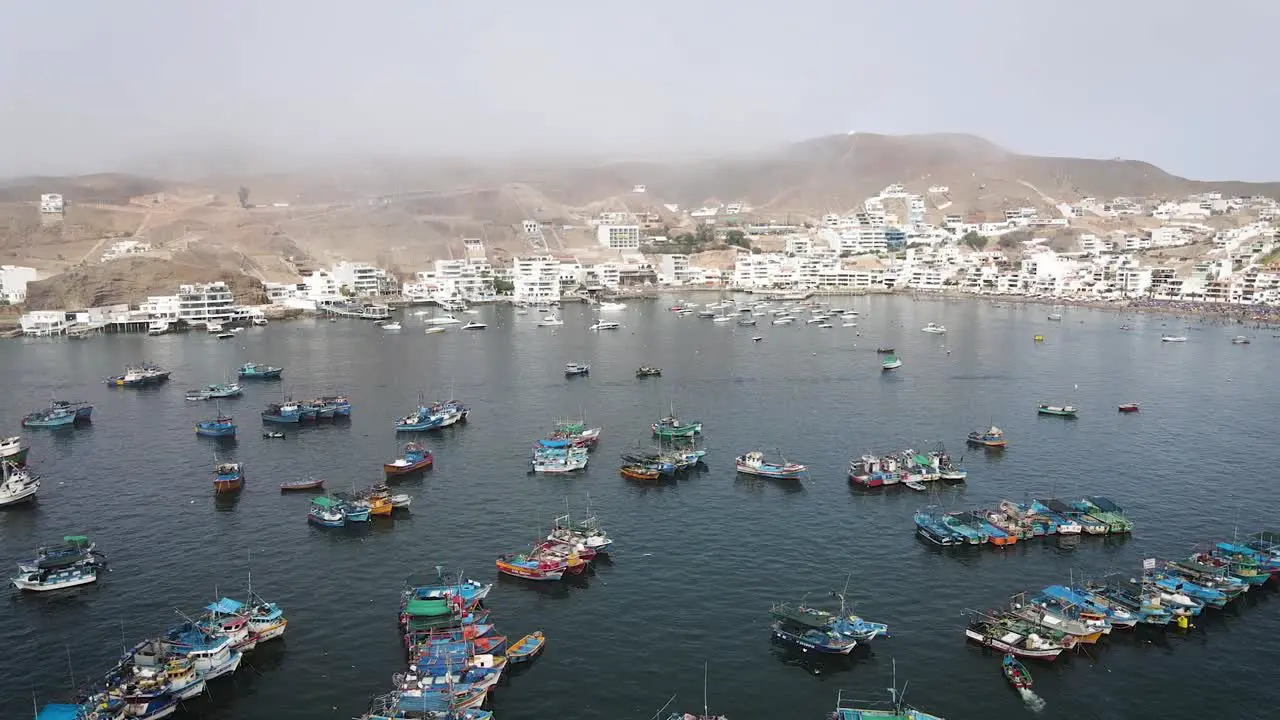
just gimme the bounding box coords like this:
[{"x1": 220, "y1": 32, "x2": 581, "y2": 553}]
[
  {"x1": 913, "y1": 509, "x2": 966, "y2": 546},
  {"x1": 237, "y1": 362, "x2": 283, "y2": 380},
  {"x1": 307, "y1": 497, "x2": 346, "y2": 527},
  {"x1": 196, "y1": 411, "x2": 237, "y2": 438},
  {"x1": 771, "y1": 620, "x2": 858, "y2": 654},
  {"x1": 404, "y1": 577, "x2": 493, "y2": 607},
  {"x1": 338, "y1": 495, "x2": 371, "y2": 522},
  {"x1": 21, "y1": 406, "x2": 77, "y2": 428},
  {"x1": 771, "y1": 594, "x2": 890, "y2": 644},
  {"x1": 37, "y1": 700, "x2": 127, "y2": 720},
  {"x1": 1039, "y1": 584, "x2": 1138, "y2": 629},
  {"x1": 159, "y1": 622, "x2": 243, "y2": 679},
  {"x1": 213, "y1": 462, "x2": 244, "y2": 493},
  {"x1": 1151, "y1": 574, "x2": 1230, "y2": 608},
  {"x1": 1084, "y1": 581, "x2": 1174, "y2": 625},
  {"x1": 397, "y1": 398, "x2": 469, "y2": 432},
  {"x1": 505, "y1": 631, "x2": 546, "y2": 663},
  {"x1": 262, "y1": 400, "x2": 307, "y2": 424},
  {"x1": 735, "y1": 450, "x2": 807, "y2": 480},
  {"x1": 831, "y1": 686, "x2": 946, "y2": 720},
  {"x1": 187, "y1": 383, "x2": 243, "y2": 401},
  {"x1": 312, "y1": 395, "x2": 353, "y2": 417}
]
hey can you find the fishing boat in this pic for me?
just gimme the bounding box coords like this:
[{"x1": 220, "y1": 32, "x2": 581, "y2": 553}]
[
  {"x1": 881, "y1": 354, "x2": 903, "y2": 370},
  {"x1": 652, "y1": 406, "x2": 702, "y2": 438},
  {"x1": 0, "y1": 460, "x2": 41, "y2": 506},
  {"x1": 207, "y1": 591, "x2": 289, "y2": 643},
  {"x1": 830, "y1": 686, "x2": 946, "y2": 720},
  {"x1": 1036, "y1": 403, "x2": 1077, "y2": 417},
  {"x1": 106, "y1": 363, "x2": 171, "y2": 387},
  {"x1": 238, "y1": 362, "x2": 283, "y2": 380},
  {"x1": 11, "y1": 535, "x2": 105, "y2": 591},
  {"x1": 158, "y1": 622, "x2": 243, "y2": 679},
  {"x1": 391, "y1": 493, "x2": 413, "y2": 509},
  {"x1": 964, "y1": 616, "x2": 1065, "y2": 659},
  {"x1": 262, "y1": 400, "x2": 309, "y2": 424},
  {"x1": 281, "y1": 477, "x2": 324, "y2": 491},
  {"x1": 875, "y1": 347, "x2": 895, "y2": 353},
  {"x1": 505, "y1": 631, "x2": 546, "y2": 663},
  {"x1": 307, "y1": 497, "x2": 346, "y2": 527},
  {"x1": 495, "y1": 552, "x2": 568, "y2": 581},
  {"x1": 636, "y1": 366, "x2": 662, "y2": 377},
  {"x1": 1117, "y1": 403, "x2": 1141, "y2": 413},
  {"x1": 461, "y1": 321, "x2": 487, "y2": 330},
  {"x1": 564, "y1": 362, "x2": 590, "y2": 376},
  {"x1": 187, "y1": 383, "x2": 243, "y2": 400},
  {"x1": 396, "y1": 397, "x2": 469, "y2": 432},
  {"x1": 213, "y1": 462, "x2": 244, "y2": 493},
  {"x1": 337, "y1": 493, "x2": 372, "y2": 522},
  {"x1": 195, "y1": 410, "x2": 236, "y2": 438},
  {"x1": 1161, "y1": 335, "x2": 1187, "y2": 342},
  {"x1": 588, "y1": 321, "x2": 620, "y2": 331},
  {"x1": 362, "y1": 485, "x2": 395, "y2": 516},
  {"x1": 771, "y1": 621, "x2": 858, "y2": 654},
  {"x1": 1001, "y1": 654, "x2": 1032, "y2": 691},
  {"x1": 385, "y1": 443, "x2": 434, "y2": 476},
  {"x1": 0, "y1": 435, "x2": 28, "y2": 466},
  {"x1": 548, "y1": 513, "x2": 613, "y2": 554},
  {"x1": 736, "y1": 450, "x2": 807, "y2": 480},
  {"x1": 21, "y1": 404, "x2": 78, "y2": 429},
  {"x1": 620, "y1": 464, "x2": 661, "y2": 481},
  {"x1": 966, "y1": 426, "x2": 1006, "y2": 447},
  {"x1": 1231, "y1": 336, "x2": 1251, "y2": 344},
  {"x1": 770, "y1": 589, "x2": 889, "y2": 643},
  {"x1": 920, "y1": 322, "x2": 947, "y2": 334}
]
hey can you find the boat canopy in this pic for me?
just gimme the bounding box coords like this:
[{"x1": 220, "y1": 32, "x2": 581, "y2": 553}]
[
  {"x1": 404, "y1": 598, "x2": 452, "y2": 617},
  {"x1": 36, "y1": 704, "x2": 85, "y2": 720},
  {"x1": 206, "y1": 597, "x2": 246, "y2": 615},
  {"x1": 539, "y1": 439, "x2": 570, "y2": 448},
  {"x1": 311, "y1": 496, "x2": 338, "y2": 508}
]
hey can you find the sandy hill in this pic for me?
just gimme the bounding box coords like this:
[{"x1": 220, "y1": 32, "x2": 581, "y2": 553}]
[{"x1": 7, "y1": 132, "x2": 1280, "y2": 309}]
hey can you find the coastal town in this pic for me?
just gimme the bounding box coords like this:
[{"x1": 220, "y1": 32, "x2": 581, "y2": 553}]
[{"x1": 4, "y1": 182, "x2": 1280, "y2": 336}]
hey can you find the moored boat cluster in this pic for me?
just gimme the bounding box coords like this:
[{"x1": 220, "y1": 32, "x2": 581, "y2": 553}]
[
  {"x1": 848, "y1": 444, "x2": 967, "y2": 489},
  {"x1": 965, "y1": 532, "x2": 1280, "y2": 662},
  {"x1": 914, "y1": 496, "x2": 1134, "y2": 547},
  {"x1": 495, "y1": 513, "x2": 612, "y2": 581},
  {"x1": 619, "y1": 408, "x2": 706, "y2": 481},
  {"x1": 358, "y1": 572, "x2": 546, "y2": 719},
  {"x1": 33, "y1": 580, "x2": 286, "y2": 720},
  {"x1": 530, "y1": 418, "x2": 599, "y2": 473}
]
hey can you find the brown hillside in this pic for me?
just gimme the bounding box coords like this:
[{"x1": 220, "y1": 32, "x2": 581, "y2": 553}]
[{"x1": 24, "y1": 256, "x2": 266, "y2": 311}]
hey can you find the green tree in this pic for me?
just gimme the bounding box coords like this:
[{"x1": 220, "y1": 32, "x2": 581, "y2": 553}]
[
  {"x1": 996, "y1": 235, "x2": 1021, "y2": 250},
  {"x1": 725, "y1": 229, "x2": 749, "y2": 248},
  {"x1": 960, "y1": 231, "x2": 985, "y2": 250},
  {"x1": 493, "y1": 278, "x2": 515, "y2": 294}
]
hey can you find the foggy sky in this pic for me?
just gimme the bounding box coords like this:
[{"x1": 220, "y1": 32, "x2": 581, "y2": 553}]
[{"x1": 3, "y1": 0, "x2": 1278, "y2": 180}]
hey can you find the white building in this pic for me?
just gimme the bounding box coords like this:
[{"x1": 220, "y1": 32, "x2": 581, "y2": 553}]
[
  {"x1": 262, "y1": 282, "x2": 299, "y2": 304},
  {"x1": 20, "y1": 310, "x2": 70, "y2": 336},
  {"x1": 332, "y1": 261, "x2": 396, "y2": 296},
  {"x1": 139, "y1": 295, "x2": 180, "y2": 319},
  {"x1": 655, "y1": 254, "x2": 690, "y2": 285},
  {"x1": 101, "y1": 239, "x2": 153, "y2": 262},
  {"x1": 512, "y1": 256, "x2": 562, "y2": 303},
  {"x1": 596, "y1": 224, "x2": 642, "y2": 250},
  {"x1": 177, "y1": 282, "x2": 236, "y2": 326},
  {"x1": 0, "y1": 264, "x2": 38, "y2": 304},
  {"x1": 403, "y1": 259, "x2": 495, "y2": 302},
  {"x1": 40, "y1": 194, "x2": 64, "y2": 213}
]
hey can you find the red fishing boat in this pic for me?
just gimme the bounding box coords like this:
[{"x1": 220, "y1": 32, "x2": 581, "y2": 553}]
[
  {"x1": 496, "y1": 551, "x2": 568, "y2": 581},
  {"x1": 620, "y1": 465, "x2": 660, "y2": 481},
  {"x1": 384, "y1": 443, "x2": 433, "y2": 476},
  {"x1": 1117, "y1": 403, "x2": 1140, "y2": 413}
]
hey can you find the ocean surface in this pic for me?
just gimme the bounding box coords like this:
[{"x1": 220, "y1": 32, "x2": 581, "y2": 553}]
[{"x1": 2, "y1": 295, "x2": 1277, "y2": 720}]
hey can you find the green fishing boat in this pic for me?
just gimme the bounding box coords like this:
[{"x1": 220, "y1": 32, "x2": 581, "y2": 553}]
[
  {"x1": 1036, "y1": 403, "x2": 1077, "y2": 417},
  {"x1": 651, "y1": 403, "x2": 702, "y2": 438}
]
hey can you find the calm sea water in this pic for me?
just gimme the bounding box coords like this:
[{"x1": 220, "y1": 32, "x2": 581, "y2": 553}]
[{"x1": 1, "y1": 296, "x2": 1277, "y2": 720}]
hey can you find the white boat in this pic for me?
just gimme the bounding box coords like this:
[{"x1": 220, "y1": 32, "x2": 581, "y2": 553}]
[
  {"x1": 1047, "y1": 313, "x2": 1063, "y2": 321},
  {"x1": 842, "y1": 322, "x2": 857, "y2": 328},
  {"x1": 463, "y1": 309, "x2": 480, "y2": 315},
  {"x1": 390, "y1": 493, "x2": 412, "y2": 509},
  {"x1": 564, "y1": 362, "x2": 591, "y2": 376},
  {"x1": 12, "y1": 556, "x2": 100, "y2": 592},
  {"x1": 1231, "y1": 336, "x2": 1251, "y2": 344},
  {"x1": 424, "y1": 327, "x2": 447, "y2": 335},
  {"x1": 921, "y1": 323, "x2": 947, "y2": 334},
  {"x1": 536, "y1": 316, "x2": 565, "y2": 327},
  {"x1": 0, "y1": 436, "x2": 26, "y2": 465},
  {"x1": 752, "y1": 336, "x2": 764, "y2": 342},
  {"x1": 252, "y1": 317, "x2": 269, "y2": 326},
  {"x1": 772, "y1": 316, "x2": 796, "y2": 325},
  {"x1": 0, "y1": 461, "x2": 40, "y2": 507},
  {"x1": 1161, "y1": 335, "x2": 1187, "y2": 343},
  {"x1": 426, "y1": 315, "x2": 463, "y2": 325},
  {"x1": 215, "y1": 332, "x2": 235, "y2": 339},
  {"x1": 147, "y1": 321, "x2": 170, "y2": 336},
  {"x1": 806, "y1": 317, "x2": 827, "y2": 325},
  {"x1": 381, "y1": 322, "x2": 403, "y2": 331},
  {"x1": 589, "y1": 321, "x2": 621, "y2": 331},
  {"x1": 817, "y1": 323, "x2": 833, "y2": 329},
  {"x1": 712, "y1": 315, "x2": 734, "y2": 323},
  {"x1": 206, "y1": 323, "x2": 224, "y2": 333},
  {"x1": 598, "y1": 302, "x2": 627, "y2": 311},
  {"x1": 461, "y1": 321, "x2": 487, "y2": 330}
]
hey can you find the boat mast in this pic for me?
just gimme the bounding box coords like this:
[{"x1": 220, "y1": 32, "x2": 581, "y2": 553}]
[{"x1": 702, "y1": 661, "x2": 709, "y2": 718}]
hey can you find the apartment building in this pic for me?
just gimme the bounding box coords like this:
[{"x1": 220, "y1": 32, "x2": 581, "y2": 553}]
[
  {"x1": 512, "y1": 256, "x2": 562, "y2": 303},
  {"x1": 177, "y1": 282, "x2": 236, "y2": 326},
  {"x1": 0, "y1": 264, "x2": 37, "y2": 304}
]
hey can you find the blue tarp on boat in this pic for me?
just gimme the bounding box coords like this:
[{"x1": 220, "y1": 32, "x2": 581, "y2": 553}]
[
  {"x1": 538, "y1": 439, "x2": 570, "y2": 448},
  {"x1": 206, "y1": 597, "x2": 245, "y2": 614},
  {"x1": 37, "y1": 705, "x2": 85, "y2": 720}
]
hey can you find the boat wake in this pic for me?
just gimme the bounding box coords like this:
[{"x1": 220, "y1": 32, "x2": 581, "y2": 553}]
[{"x1": 1018, "y1": 688, "x2": 1046, "y2": 713}]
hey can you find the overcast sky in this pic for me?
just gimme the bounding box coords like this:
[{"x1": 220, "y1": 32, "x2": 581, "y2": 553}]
[{"x1": 3, "y1": 1, "x2": 1277, "y2": 179}]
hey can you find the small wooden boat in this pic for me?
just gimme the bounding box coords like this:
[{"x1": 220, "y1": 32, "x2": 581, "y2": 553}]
[
  {"x1": 505, "y1": 631, "x2": 546, "y2": 663},
  {"x1": 281, "y1": 478, "x2": 324, "y2": 492},
  {"x1": 635, "y1": 366, "x2": 662, "y2": 377},
  {"x1": 967, "y1": 426, "x2": 1007, "y2": 447},
  {"x1": 903, "y1": 480, "x2": 927, "y2": 491},
  {"x1": 384, "y1": 443, "x2": 433, "y2": 476},
  {"x1": 875, "y1": 347, "x2": 895, "y2": 353},
  {"x1": 1037, "y1": 403, "x2": 1077, "y2": 417},
  {"x1": 1117, "y1": 403, "x2": 1140, "y2": 413},
  {"x1": 620, "y1": 465, "x2": 660, "y2": 481},
  {"x1": 263, "y1": 431, "x2": 285, "y2": 438},
  {"x1": 564, "y1": 362, "x2": 590, "y2": 376},
  {"x1": 1001, "y1": 653, "x2": 1033, "y2": 690}
]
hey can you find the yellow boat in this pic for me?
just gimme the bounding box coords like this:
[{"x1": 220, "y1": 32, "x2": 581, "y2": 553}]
[{"x1": 1033, "y1": 335, "x2": 1045, "y2": 342}]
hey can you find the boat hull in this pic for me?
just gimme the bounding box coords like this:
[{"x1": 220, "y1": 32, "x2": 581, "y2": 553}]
[
  {"x1": 280, "y1": 481, "x2": 324, "y2": 492},
  {"x1": 964, "y1": 629, "x2": 1062, "y2": 659},
  {"x1": 496, "y1": 559, "x2": 565, "y2": 581},
  {"x1": 12, "y1": 572, "x2": 98, "y2": 592},
  {"x1": 213, "y1": 476, "x2": 244, "y2": 493},
  {"x1": 385, "y1": 458, "x2": 434, "y2": 476}
]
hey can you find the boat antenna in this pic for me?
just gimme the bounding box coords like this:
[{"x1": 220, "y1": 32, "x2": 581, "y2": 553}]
[{"x1": 649, "y1": 695, "x2": 677, "y2": 720}]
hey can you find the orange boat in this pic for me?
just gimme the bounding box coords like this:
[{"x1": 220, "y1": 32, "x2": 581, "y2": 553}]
[
  {"x1": 620, "y1": 464, "x2": 660, "y2": 481},
  {"x1": 364, "y1": 485, "x2": 394, "y2": 516}
]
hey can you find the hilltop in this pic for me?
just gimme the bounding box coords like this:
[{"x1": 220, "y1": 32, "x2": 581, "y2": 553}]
[{"x1": 4, "y1": 132, "x2": 1279, "y2": 309}]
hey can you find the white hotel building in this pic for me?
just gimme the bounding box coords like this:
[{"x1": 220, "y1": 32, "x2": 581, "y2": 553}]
[
  {"x1": 177, "y1": 282, "x2": 236, "y2": 326},
  {"x1": 403, "y1": 259, "x2": 495, "y2": 302},
  {"x1": 596, "y1": 224, "x2": 642, "y2": 250},
  {"x1": 332, "y1": 261, "x2": 396, "y2": 296},
  {"x1": 512, "y1": 256, "x2": 562, "y2": 303}
]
